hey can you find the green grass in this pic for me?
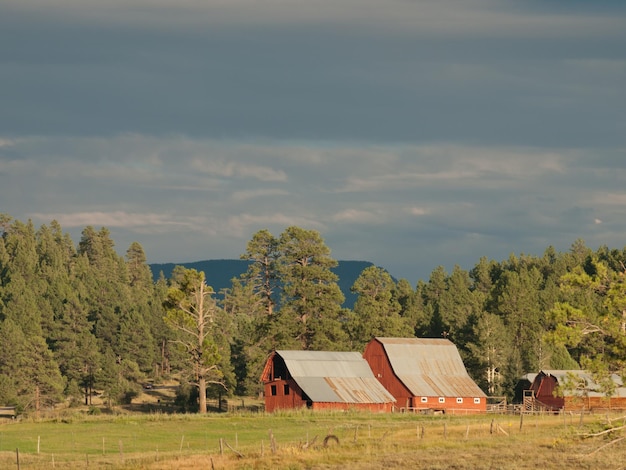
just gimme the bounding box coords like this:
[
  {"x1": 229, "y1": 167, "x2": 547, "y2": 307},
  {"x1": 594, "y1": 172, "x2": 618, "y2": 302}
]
[{"x1": 1, "y1": 410, "x2": 625, "y2": 469}]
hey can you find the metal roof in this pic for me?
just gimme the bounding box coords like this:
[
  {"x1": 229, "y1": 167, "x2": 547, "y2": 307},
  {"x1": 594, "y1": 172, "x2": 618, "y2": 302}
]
[
  {"x1": 520, "y1": 373, "x2": 538, "y2": 383},
  {"x1": 275, "y1": 350, "x2": 396, "y2": 404},
  {"x1": 539, "y1": 370, "x2": 626, "y2": 398},
  {"x1": 374, "y1": 337, "x2": 487, "y2": 398}
]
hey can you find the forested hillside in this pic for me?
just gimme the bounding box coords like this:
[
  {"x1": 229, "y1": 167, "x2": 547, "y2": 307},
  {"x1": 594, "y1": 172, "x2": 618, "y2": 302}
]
[
  {"x1": 149, "y1": 259, "x2": 373, "y2": 309},
  {"x1": 1, "y1": 214, "x2": 625, "y2": 414}
]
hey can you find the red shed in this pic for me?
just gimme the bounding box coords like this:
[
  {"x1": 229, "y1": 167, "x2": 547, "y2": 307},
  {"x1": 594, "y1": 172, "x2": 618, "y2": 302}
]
[
  {"x1": 261, "y1": 350, "x2": 396, "y2": 412},
  {"x1": 363, "y1": 337, "x2": 487, "y2": 414},
  {"x1": 530, "y1": 370, "x2": 626, "y2": 412}
]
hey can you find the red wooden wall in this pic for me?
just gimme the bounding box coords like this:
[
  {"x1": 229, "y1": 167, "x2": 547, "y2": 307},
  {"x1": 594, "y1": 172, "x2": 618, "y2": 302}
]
[
  {"x1": 363, "y1": 339, "x2": 412, "y2": 409},
  {"x1": 532, "y1": 374, "x2": 626, "y2": 411},
  {"x1": 263, "y1": 378, "x2": 308, "y2": 412},
  {"x1": 261, "y1": 351, "x2": 394, "y2": 413},
  {"x1": 363, "y1": 339, "x2": 486, "y2": 414}
]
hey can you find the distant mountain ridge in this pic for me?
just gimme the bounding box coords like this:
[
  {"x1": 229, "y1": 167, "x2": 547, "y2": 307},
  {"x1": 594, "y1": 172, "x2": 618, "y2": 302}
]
[{"x1": 149, "y1": 259, "x2": 375, "y2": 309}]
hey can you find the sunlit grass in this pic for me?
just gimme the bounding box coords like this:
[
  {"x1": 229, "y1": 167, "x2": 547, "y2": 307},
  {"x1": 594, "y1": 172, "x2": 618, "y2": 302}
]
[{"x1": 1, "y1": 410, "x2": 625, "y2": 469}]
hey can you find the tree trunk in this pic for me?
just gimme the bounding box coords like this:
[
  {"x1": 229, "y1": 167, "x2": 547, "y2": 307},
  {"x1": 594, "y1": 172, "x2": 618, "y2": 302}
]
[
  {"x1": 35, "y1": 384, "x2": 41, "y2": 419},
  {"x1": 198, "y1": 377, "x2": 207, "y2": 414},
  {"x1": 161, "y1": 339, "x2": 166, "y2": 376}
]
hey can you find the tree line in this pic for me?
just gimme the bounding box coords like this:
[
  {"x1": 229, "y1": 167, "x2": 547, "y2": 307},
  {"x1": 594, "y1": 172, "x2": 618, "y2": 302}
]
[{"x1": 0, "y1": 214, "x2": 624, "y2": 414}]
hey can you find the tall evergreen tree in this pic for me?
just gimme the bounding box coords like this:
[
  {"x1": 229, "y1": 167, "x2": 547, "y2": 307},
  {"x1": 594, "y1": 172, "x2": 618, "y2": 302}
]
[
  {"x1": 420, "y1": 266, "x2": 447, "y2": 337},
  {"x1": 77, "y1": 227, "x2": 131, "y2": 356},
  {"x1": 48, "y1": 293, "x2": 101, "y2": 404},
  {"x1": 277, "y1": 226, "x2": 348, "y2": 350},
  {"x1": 465, "y1": 312, "x2": 511, "y2": 395},
  {"x1": 150, "y1": 273, "x2": 172, "y2": 377},
  {"x1": 35, "y1": 221, "x2": 77, "y2": 339},
  {"x1": 493, "y1": 265, "x2": 545, "y2": 380},
  {"x1": 547, "y1": 256, "x2": 626, "y2": 381},
  {"x1": 436, "y1": 265, "x2": 478, "y2": 343},
  {"x1": 0, "y1": 319, "x2": 64, "y2": 415},
  {"x1": 223, "y1": 277, "x2": 270, "y2": 395},
  {"x1": 240, "y1": 229, "x2": 280, "y2": 317},
  {"x1": 346, "y1": 266, "x2": 413, "y2": 348},
  {"x1": 394, "y1": 278, "x2": 429, "y2": 336},
  {"x1": 470, "y1": 256, "x2": 496, "y2": 298},
  {"x1": 119, "y1": 242, "x2": 157, "y2": 373},
  {"x1": 0, "y1": 220, "x2": 48, "y2": 336},
  {"x1": 229, "y1": 229, "x2": 284, "y2": 392}
]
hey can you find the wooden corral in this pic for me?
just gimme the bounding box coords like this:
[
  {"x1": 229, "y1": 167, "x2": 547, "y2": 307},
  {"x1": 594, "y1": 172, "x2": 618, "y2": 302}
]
[
  {"x1": 261, "y1": 350, "x2": 395, "y2": 413},
  {"x1": 363, "y1": 337, "x2": 487, "y2": 414}
]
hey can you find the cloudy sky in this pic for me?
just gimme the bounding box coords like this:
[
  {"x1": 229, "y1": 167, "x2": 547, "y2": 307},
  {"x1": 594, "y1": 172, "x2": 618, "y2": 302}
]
[{"x1": 1, "y1": 0, "x2": 625, "y2": 282}]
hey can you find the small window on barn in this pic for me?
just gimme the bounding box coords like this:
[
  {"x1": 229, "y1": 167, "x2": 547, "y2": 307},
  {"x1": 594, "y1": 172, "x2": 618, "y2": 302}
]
[
  {"x1": 474, "y1": 397, "x2": 481, "y2": 404},
  {"x1": 456, "y1": 397, "x2": 463, "y2": 404},
  {"x1": 438, "y1": 397, "x2": 445, "y2": 404},
  {"x1": 420, "y1": 397, "x2": 428, "y2": 403},
  {"x1": 284, "y1": 384, "x2": 290, "y2": 395},
  {"x1": 271, "y1": 385, "x2": 277, "y2": 396}
]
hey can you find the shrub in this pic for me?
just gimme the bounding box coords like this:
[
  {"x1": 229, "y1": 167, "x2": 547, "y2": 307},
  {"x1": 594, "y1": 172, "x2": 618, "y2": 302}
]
[{"x1": 174, "y1": 383, "x2": 199, "y2": 413}]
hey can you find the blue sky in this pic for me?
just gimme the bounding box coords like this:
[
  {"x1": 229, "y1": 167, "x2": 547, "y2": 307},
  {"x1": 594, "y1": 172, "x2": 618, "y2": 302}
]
[{"x1": 1, "y1": 0, "x2": 625, "y2": 282}]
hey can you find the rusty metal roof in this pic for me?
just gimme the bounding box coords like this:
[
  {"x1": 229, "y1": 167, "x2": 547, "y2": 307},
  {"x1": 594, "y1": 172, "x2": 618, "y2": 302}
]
[
  {"x1": 374, "y1": 337, "x2": 487, "y2": 398},
  {"x1": 276, "y1": 350, "x2": 396, "y2": 404}
]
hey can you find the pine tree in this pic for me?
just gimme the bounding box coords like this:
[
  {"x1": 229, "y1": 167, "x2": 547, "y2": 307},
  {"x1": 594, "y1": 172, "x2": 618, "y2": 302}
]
[
  {"x1": 163, "y1": 268, "x2": 227, "y2": 413},
  {"x1": 77, "y1": 227, "x2": 132, "y2": 358},
  {"x1": 437, "y1": 265, "x2": 479, "y2": 343},
  {"x1": 119, "y1": 242, "x2": 157, "y2": 373},
  {"x1": 547, "y1": 256, "x2": 626, "y2": 380},
  {"x1": 223, "y1": 277, "x2": 270, "y2": 395},
  {"x1": 0, "y1": 219, "x2": 48, "y2": 336},
  {"x1": 240, "y1": 229, "x2": 280, "y2": 317},
  {"x1": 48, "y1": 294, "x2": 101, "y2": 404},
  {"x1": 394, "y1": 278, "x2": 428, "y2": 336},
  {"x1": 0, "y1": 319, "x2": 64, "y2": 415},
  {"x1": 346, "y1": 266, "x2": 412, "y2": 348},
  {"x1": 420, "y1": 266, "x2": 447, "y2": 337},
  {"x1": 230, "y1": 229, "x2": 283, "y2": 392},
  {"x1": 493, "y1": 265, "x2": 545, "y2": 375},
  {"x1": 277, "y1": 226, "x2": 348, "y2": 350},
  {"x1": 465, "y1": 312, "x2": 511, "y2": 395},
  {"x1": 35, "y1": 221, "x2": 78, "y2": 339}
]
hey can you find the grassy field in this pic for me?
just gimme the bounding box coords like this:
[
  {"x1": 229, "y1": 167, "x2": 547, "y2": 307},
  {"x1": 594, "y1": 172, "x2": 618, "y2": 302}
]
[{"x1": 1, "y1": 408, "x2": 625, "y2": 469}]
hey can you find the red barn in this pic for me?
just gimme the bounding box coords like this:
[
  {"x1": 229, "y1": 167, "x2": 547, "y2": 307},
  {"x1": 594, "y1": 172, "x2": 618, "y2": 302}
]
[
  {"x1": 529, "y1": 370, "x2": 626, "y2": 412},
  {"x1": 363, "y1": 337, "x2": 487, "y2": 414},
  {"x1": 261, "y1": 350, "x2": 396, "y2": 412}
]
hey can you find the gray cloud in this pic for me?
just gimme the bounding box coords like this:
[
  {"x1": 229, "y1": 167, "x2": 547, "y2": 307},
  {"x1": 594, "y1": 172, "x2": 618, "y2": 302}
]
[
  {"x1": 2, "y1": 1, "x2": 624, "y2": 145},
  {"x1": 1, "y1": 1, "x2": 625, "y2": 281},
  {"x1": 2, "y1": 134, "x2": 624, "y2": 280}
]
